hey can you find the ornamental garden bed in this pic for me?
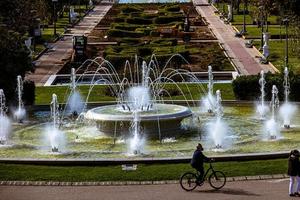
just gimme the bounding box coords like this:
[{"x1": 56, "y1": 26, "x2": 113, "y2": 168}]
[{"x1": 63, "y1": 3, "x2": 234, "y2": 75}]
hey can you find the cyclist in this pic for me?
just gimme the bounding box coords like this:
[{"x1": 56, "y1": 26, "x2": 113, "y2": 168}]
[{"x1": 191, "y1": 143, "x2": 212, "y2": 182}]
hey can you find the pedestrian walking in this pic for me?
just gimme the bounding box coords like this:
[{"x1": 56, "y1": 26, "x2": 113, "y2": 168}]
[{"x1": 288, "y1": 149, "x2": 300, "y2": 197}]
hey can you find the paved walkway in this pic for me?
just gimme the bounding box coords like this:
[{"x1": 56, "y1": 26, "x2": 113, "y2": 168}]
[
  {"x1": 26, "y1": 4, "x2": 112, "y2": 86},
  {"x1": 193, "y1": 0, "x2": 277, "y2": 75},
  {"x1": 0, "y1": 179, "x2": 292, "y2": 200}
]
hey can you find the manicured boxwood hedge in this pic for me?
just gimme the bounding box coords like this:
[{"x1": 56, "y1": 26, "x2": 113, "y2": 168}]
[
  {"x1": 232, "y1": 72, "x2": 300, "y2": 101},
  {"x1": 164, "y1": 5, "x2": 181, "y2": 12},
  {"x1": 154, "y1": 15, "x2": 183, "y2": 24},
  {"x1": 107, "y1": 29, "x2": 145, "y2": 38},
  {"x1": 126, "y1": 17, "x2": 153, "y2": 25},
  {"x1": 121, "y1": 6, "x2": 143, "y2": 14}
]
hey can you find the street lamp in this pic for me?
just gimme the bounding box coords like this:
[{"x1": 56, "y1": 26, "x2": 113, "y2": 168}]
[
  {"x1": 52, "y1": 0, "x2": 58, "y2": 36},
  {"x1": 241, "y1": 0, "x2": 247, "y2": 35},
  {"x1": 282, "y1": 18, "x2": 289, "y2": 68},
  {"x1": 259, "y1": 6, "x2": 264, "y2": 51}
]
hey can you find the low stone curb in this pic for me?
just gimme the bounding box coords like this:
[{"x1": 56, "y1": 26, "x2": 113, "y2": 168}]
[{"x1": 0, "y1": 174, "x2": 289, "y2": 187}]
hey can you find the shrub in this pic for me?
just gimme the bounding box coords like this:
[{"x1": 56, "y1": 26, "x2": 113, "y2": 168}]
[
  {"x1": 154, "y1": 15, "x2": 183, "y2": 24},
  {"x1": 137, "y1": 47, "x2": 152, "y2": 57},
  {"x1": 23, "y1": 80, "x2": 35, "y2": 105},
  {"x1": 107, "y1": 29, "x2": 144, "y2": 38},
  {"x1": 126, "y1": 17, "x2": 153, "y2": 25},
  {"x1": 151, "y1": 38, "x2": 177, "y2": 46},
  {"x1": 130, "y1": 12, "x2": 142, "y2": 17},
  {"x1": 114, "y1": 17, "x2": 125, "y2": 23},
  {"x1": 232, "y1": 73, "x2": 300, "y2": 101},
  {"x1": 112, "y1": 23, "x2": 140, "y2": 31},
  {"x1": 150, "y1": 31, "x2": 160, "y2": 37},
  {"x1": 104, "y1": 55, "x2": 131, "y2": 69},
  {"x1": 119, "y1": 38, "x2": 141, "y2": 46},
  {"x1": 136, "y1": 28, "x2": 152, "y2": 36},
  {"x1": 142, "y1": 13, "x2": 159, "y2": 19},
  {"x1": 165, "y1": 5, "x2": 181, "y2": 12},
  {"x1": 121, "y1": 6, "x2": 143, "y2": 14}
]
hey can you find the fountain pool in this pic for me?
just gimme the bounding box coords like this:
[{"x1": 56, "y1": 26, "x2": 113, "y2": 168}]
[{"x1": 1, "y1": 103, "x2": 300, "y2": 159}]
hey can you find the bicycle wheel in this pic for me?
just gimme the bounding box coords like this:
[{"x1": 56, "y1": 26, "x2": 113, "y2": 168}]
[
  {"x1": 180, "y1": 172, "x2": 198, "y2": 191},
  {"x1": 208, "y1": 171, "x2": 226, "y2": 189}
]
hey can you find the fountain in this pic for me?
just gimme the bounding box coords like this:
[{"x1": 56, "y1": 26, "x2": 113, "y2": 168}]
[
  {"x1": 128, "y1": 109, "x2": 145, "y2": 155},
  {"x1": 66, "y1": 68, "x2": 83, "y2": 117},
  {"x1": 264, "y1": 85, "x2": 280, "y2": 140},
  {"x1": 279, "y1": 67, "x2": 297, "y2": 129},
  {"x1": 46, "y1": 94, "x2": 65, "y2": 152},
  {"x1": 0, "y1": 89, "x2": 11, "y2": 144},
  {"x1": 201, "y1": 65, "x2": 215, "y2": 113},
  {"x1": 208, "y1": 90, "x2": 228, "y2": 150},
  {"x1": 256, "y1": 70, "x2": 269, "y2": 119},
  {"x1": 13, "y1": 75, "x2": 26, "y2": 122},
  {"x1": 84, "y1": 58, "x2": 194, "y2": 141}
]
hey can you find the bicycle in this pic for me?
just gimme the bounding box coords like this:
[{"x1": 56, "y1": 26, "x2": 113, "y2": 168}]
[{"x1": 180, "y1": 161, "x2": 226, "y2": 191}]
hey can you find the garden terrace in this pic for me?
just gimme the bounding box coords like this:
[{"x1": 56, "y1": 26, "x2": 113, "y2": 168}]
[{"x1": 84, "y1": 3, "x2": 234, "y2": 73}]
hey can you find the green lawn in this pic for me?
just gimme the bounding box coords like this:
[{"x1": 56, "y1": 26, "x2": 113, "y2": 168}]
[
  {"x1": 235, "y1": 25, "x2": 285, "y2": 39},
  {"x1": 35, "y1": 83, "x2": 235, "y2": 105},
  {"x1": 33, "y1": 5, "x2": 93, "y2": 56},
  {"x1": 213, "y1": 3, "x2": 279, "y2": 25},
  {"x1": 0, "y1": 159, "x2": 287, "y2": 181},
  {"x1": 253, "y1": 40, "x2": 300, "y2": 74}
]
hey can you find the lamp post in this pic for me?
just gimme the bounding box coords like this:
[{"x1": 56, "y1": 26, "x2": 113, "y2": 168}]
[
  {"x1": 259, "y1": 6, "x2": 264, "y2": 51},
  {"x1": 52, "y1": 0, "x2": 58, "y2": 36},
  {"x1": 283, "y1": 18, "x2": 289, "y2": 68},
  {"x1": 68, "y1": 0, "x2": 71, "y2": 23},
  {"x1": 242, "y1": 0, "x2": 247, "y2": 34}
]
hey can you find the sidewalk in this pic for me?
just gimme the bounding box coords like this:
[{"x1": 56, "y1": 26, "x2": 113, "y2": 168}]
[
  {"x1": 0, "y1": 174, "x2": 288, "y2": 186},
  {"x1": 0, "y1": 178, "x2": 292, "y2": 200},
  {"x1": 193, "y1": 0, "x2": 277, "y2": 75},
  {"x1": 26, "y1": 4, "x2": 112, "y2": 86}
]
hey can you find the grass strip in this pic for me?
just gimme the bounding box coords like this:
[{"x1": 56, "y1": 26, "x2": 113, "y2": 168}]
[
  {"x1": 0, "y1": 159, "x2": 286, "y2": 181},
  {"x1": 253, "y1": 40, "x2": 300, "y2": 74},
  {"x1": 35, "y1": 83, "x2": 235, "y2": 105}
]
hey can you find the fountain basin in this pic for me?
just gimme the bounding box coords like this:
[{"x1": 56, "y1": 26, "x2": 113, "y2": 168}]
[{"x1": 84, "y1": 104, "x2": 193, "y2": 138}]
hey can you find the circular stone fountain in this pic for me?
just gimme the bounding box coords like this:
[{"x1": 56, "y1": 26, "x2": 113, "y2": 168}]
[{"x1": 85, "y1": 104, "x2": 192, "y2": 137}]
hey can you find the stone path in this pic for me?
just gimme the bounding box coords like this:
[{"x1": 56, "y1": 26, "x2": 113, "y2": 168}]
[
  {"x1": 193, "y1": 0, "x2": 277, "y2": 75},
  {"x1": 0, "y1": 178, "x2": 292, "y2": 200},
  {"x1": 26, "y1": 4, "x2": 112, "y2": 86}
]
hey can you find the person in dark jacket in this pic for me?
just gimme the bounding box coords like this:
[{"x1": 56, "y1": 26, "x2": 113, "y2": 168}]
[
  {"x1": 191, "y1": 143, "x2": 211, "y2": 182},
  {"x1": 288, "y1": 149, "x2": 300, "y2": 197}
]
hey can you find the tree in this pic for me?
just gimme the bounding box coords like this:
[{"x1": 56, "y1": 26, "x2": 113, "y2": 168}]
[{"x1": 0, "y1": 0, "x2": 35, "y2": 103}]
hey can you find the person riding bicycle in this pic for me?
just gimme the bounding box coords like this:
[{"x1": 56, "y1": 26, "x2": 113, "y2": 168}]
[{"x1": 191, "y1": 143, "x2": 212, "y2": 182}]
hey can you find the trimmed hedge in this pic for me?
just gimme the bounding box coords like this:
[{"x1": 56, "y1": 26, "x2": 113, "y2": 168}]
[
  {"x1": 112, "y1": 23, "x2": 141, "y2": 31},
  {"x1": 118, "y1": 38, "x2": 141, "y2": 46},
  {"x1": 164, "y1": 5, "x2": 181, "y2": 12},
  {"x1": 154, "y1": 15, "x2": 183, "y2": 24},
  {"x1": 126, "y1": 17, "x2": 153, "y2": 25},
  {"x1": 137, "y1": 47, "x2": 153, "y2": 57},
  {"x1": 104, "y1": 55, "x2": 130, "y2": 69},
  {"x1": 114, "y1": 17, "x2": 125, "y2": 23},
  {"x1": 121, "y1": 6, "x2": 143, "y2": 14},
  {"x1": 151, "y1": 38, "x2": 178, "y2": 46},
  {"x1": 232, "y1": 73, "x2": 300, "y2": 101},
  {"x1": 107, "y1": 29, "x2": 144, "y2": 38}
]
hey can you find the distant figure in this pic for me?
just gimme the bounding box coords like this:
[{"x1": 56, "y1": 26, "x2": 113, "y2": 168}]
[
  {"x1": 190, "y1": 143, "x2": 211, "y2": 182},
  {"x1": 71, "y1": 111, "x2": 78, "y2": 120},
  {"x1": 288, "y1": 149, "x2": 300, "y2": 197}
]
